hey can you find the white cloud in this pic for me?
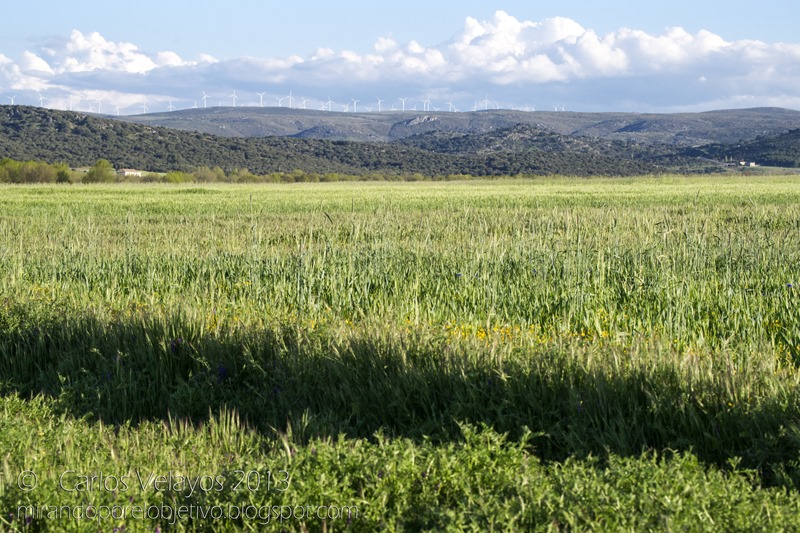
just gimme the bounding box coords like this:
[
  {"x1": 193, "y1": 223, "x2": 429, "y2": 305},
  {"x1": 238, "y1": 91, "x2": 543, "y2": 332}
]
[{"x1": 2, "y1": 12, "x2": 800, "y2": 113}]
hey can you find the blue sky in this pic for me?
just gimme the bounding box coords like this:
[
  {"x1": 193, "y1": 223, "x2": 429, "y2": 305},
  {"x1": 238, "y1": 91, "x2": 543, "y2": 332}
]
[{"x1": 2, "y1": 0, "x2": 799, "y2": 114}]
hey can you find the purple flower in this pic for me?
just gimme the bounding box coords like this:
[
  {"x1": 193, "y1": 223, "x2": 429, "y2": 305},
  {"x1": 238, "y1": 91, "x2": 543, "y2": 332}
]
[{"x1": 170, "y1": 338, "x2": 184, "y2": 353}]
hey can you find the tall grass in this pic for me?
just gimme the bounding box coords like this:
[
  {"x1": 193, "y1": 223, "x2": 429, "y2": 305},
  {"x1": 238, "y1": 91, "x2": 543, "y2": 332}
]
[{"x1": 2, "y1": 177, "x2": 800, "y2": 530}]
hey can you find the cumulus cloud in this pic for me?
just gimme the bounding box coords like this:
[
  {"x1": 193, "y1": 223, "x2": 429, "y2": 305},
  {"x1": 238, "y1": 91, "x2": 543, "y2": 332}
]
[{"x1": 2, "y1": 11, "x2": 800, "y2": 113}]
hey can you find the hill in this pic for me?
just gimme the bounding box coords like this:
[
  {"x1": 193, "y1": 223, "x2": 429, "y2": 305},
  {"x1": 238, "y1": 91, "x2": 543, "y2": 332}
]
[
  {"x1": 688, "y1": 129, "x2": 800, "y2": 167},
  {"x1": 0, "y1": 106, "x2": 657, "y2": 176},
  {"x1": 117, "y1": 106, "x2": 800, "y2": 146}
]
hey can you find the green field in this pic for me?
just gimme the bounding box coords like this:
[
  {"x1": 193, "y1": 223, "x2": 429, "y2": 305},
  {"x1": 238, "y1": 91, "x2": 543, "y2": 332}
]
[{"x1": 2, "y1": 177, "x2": 800, "y2": 531}]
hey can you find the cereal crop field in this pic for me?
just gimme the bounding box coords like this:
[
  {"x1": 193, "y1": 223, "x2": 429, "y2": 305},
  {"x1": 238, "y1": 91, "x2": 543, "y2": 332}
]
[{"x1": 2, "y1": 177, "x2": 800, "y2": 531}]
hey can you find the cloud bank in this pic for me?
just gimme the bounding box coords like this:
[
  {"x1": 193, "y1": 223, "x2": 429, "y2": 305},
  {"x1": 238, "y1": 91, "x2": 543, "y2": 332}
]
[{"x1": 2, "y1": 11, "x2": 799, "y2": 114}]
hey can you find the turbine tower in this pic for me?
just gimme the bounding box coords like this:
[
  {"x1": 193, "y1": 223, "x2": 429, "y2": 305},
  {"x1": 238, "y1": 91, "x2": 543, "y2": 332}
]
[
  {"x1": 326, "y1": 97, "x2": 334, "y2": 111},
  {"x1": 351, "y1": 99, "x2": 359, "y2": 113},
  {"x1": 141, "y1": 98, "x2": 149, "y2": 114},
  {"x1": 230, "y1": 89, "x2": 238, "y2": 107},
  {"x1": 38, "y1": 94, "x2": 45, "y2": 107},
  {"x1": 167, "y1": 99, "x2": 176, "y2": 112},
  {"x1": 201, "y1": 91, "x2": 209, "y2": 108},
  {"x1": 7, "y1": 95, "x2": 17, "y2": 105},
  {"x1": 376, "y1": 97, "x2": 384, "y2": 112},
  {"x1": 399, "y1": 97, "x2": 408, "y2": 112},
  {"x1": 257, "y1": 92, "x2": 266, "y2": 107}
]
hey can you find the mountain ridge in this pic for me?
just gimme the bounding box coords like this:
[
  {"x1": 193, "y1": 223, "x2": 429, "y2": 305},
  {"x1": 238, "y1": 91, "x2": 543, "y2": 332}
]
[{"x1": 116, "y1": 106, "x2": 800, "y2": 146}]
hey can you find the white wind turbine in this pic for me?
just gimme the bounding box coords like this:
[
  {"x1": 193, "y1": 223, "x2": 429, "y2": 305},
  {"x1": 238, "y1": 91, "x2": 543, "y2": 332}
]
[
  {"x1": 230, "y1": 89, "x2": 238, "y2": 107},
  {"x1": 376, "y1": 97, "x2": 384, "y2": 112},
  {"x1": 167, "y1": 99, "x2": 176, "y2": 112},
  {"x1": 96, "y1": 99, "x2": 103, "y2": 114},
  {"x1": 299, "y1": 97, "x2": 308, "y2": 109},
  {"x1": 351, "y1": 98, "x2": 359, "y2": 112},
  {"x1": 38, "y1": 94, "x2": 45, "y2": 107},
  {"x1": 421, "y1": 96, "x2": 431, "y2": 112},
  {"x1": 326, "y1": 97, "x2": 334, "y2": 111},
  {"x1": 256, "y1": 92, "x2": 266, "y2": 107},
  {"x1": 447, "y1": 100, "x2": 456, "y2": 112},
  {"x1": 115, "y1": 103, "x2": 121, "y2": 116},
  {"x1": 286, "y1": 90, "x2": 294, "y2": 109},
  {"x1": 274, "y1": 95, "x2": 284, "y2": 107},
  {"x1": 192, "y1": 101, "x2": 198, "y2": 109},
  {"x1": 201, "y1": 91, "x2": 209, "y2": 108},
  {"x1": 399, "y1": 96, "x2": 408, "y2": 112},
  {"x1": 342, "y1": 103, "x2": 350, "y2": 112},
  {"x1": 141, "y1": 98, "x2": 149, "y2": 114},
  {"x1": 7, "y1": 95, "x2": 17, "y2": 105}
]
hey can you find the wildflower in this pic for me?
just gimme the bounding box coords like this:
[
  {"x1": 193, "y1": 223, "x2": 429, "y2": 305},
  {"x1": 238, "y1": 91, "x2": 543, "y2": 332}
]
[
  {"x1": 170, "y1": 338, "x2": 184, "y2": 354},
  {"x1": 456, "y1": 273, "x2": 463, "y2": 278}
]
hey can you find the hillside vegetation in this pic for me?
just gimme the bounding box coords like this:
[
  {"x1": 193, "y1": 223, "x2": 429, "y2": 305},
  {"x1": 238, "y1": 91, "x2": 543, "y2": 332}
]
[
  {"x1": 1, "y1": 106, "x2": 657, "y2": 176},
  {"x1": 3, "y1": 105, "x2": 800, "y2": 177}
]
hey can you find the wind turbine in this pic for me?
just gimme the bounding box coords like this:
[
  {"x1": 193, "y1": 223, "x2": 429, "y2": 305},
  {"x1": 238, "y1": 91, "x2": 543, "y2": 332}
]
[
  {"x1": 399, "y1": 97, "x2": 408, "y2": 112},
  {"x1": 351, "y1": 99, "x2": 359, "y2": 112},
  {"x1": 115, "y1": 103, "x2": 121, "y2": 116},
  {"x1": 274, "y1": 95, "x2": 284, "y2": 107},
  {"x1": 342, "y1": 103, "x2": 350, "y2": 112},
  {"x1": 201, "y1": 91, "x2": 209, "y2": 108},
  {"x1": 192, "y1": 101, "x2": 198, "y2": 109},
  {"x1": 38, "y1": 94, "x2": 45, "y2": 107},
  {"x1": 167, "y1": 99, "x2": 176, "y2": 112},
  {"x1": 7, "y1": 95, "x2": 17, "y2": 105},
  {"x1": 326, "y1": 97, "x2": 334, "y2": 111},
  {"x1": 286, "y1": 91, "x2": 294, "y2": 109},
  {"x1": 230, "y1": 89, "x2": 238, "y2": 107},
  {"x1": 256, "y1": 92, "x2": 266, "y2": 107},
  {"x1": 421, "y1": 96, "x2": 431, "y2": 112},
  {"x1": 96, "y1": 99, "x2": 103, "y2": 114},
  {"x1": 299, "y1": 97, "x2": 308, "y2": 109},
  {"x1": 448, "y1": 100, "x2": 456, "y2": 112},
  {"x1": 141, "y1": 98, "x2": 149, "y2": 114},
  {"x1": 376, "y1": 97, "x2": 384, "y2": 112}
]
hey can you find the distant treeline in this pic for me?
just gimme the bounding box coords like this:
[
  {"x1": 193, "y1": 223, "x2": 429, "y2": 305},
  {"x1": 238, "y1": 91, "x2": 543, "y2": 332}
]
[
  {"x1": 0, "y1": 157, "x2": 508, "y2": 184},
  {"x1": 0, "y1": 158, "x2": 72, "y2": 183}
]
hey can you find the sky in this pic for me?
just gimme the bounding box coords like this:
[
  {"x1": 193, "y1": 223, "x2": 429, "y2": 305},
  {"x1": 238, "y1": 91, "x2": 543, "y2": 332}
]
[{"x1": 1, "y1": 0, "x2": 800, "y2": 115}]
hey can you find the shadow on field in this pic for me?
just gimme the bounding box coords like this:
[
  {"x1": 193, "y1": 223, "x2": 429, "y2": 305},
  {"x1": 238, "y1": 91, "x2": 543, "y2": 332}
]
[{"x1": 3, "y1": 313, "x2": 800, "y2": 487}]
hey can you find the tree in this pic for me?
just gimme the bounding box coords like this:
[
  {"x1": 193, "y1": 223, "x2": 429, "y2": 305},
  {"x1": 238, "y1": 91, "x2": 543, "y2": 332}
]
[
  {"x1": 83, "y1": 159, "x2": 115, "y2": 183},
  {"x1": 54, "y1": 162, "x2": 72, "y2": 183}
]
